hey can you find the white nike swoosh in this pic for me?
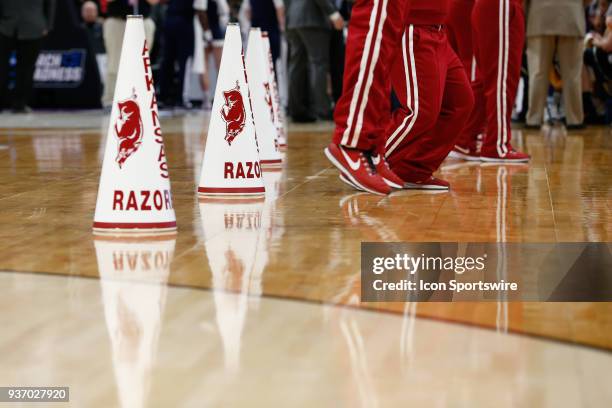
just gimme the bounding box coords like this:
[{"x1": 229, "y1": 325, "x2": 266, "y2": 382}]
[
  {"x1": 340, "y1": 147, "x2": 361, "y2": 171},
  {"x1": 371, "y1": 154, "x2": 381, "y2": 165},
  {"x1": 454, "y1": 145, "x2": 470, "y2": 154}
]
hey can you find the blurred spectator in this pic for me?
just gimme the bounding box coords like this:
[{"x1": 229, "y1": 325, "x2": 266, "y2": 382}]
[
  {"x1": 192, "y1": 0, "x2": 210, "y2": 102},
  {"x1": 525, "y1": 0, "x2": 586, "y2": 129},
  {"x1": 242, "y1": 0, "x2": 285, "y2": 70},
  {"x1": 159, "y1": 0, "x2": 207, "y2": 108},
  {"x1": 0, "y1": 0, "x2": 56, "y2": 113},
  {"x1": 587, "y1": 0, "x2": 609, "y2": 33},
  {"x1": 329, "y1": 0, "x2": 349, "y2": 103},
  {"x1": 286, "y1": 0, "x2": 343, "y2": 122},
  {"x1": 101, "y1": 0, "x2": 157, "y2": 108},
  {"x1": 75, "y1": 0, "x2": 103, "y2": 17},
  {"x1": 204, "y1": 0, "x2": 229, "y2": 102},
  {"x1": 82, "y1": 1, "x2": 106, "y2": 54},
  {"x1": 584, "y1": 1, "x2": 612, "y2": 121}
]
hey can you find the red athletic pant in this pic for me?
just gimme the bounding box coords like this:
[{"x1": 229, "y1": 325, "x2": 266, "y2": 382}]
[
  {"x1": 472, "y1": 0, "x2": 525, "y2": 157},
  {"x1": 333, "y1": 0, "x2": 405, "y2": 152},
  {"x1": 447, "y1": 0, "x2": 485, "y2": 151},
  {"x1": 384, "y1": 25, "x2": 474, "y2": 181}
]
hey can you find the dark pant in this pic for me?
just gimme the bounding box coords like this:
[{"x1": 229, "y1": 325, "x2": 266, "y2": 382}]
[
  {"x1": 0, "y1": 34, "x2": 42, "y2": 110},
  {"x1": 287, "y1": 28, "x2": 332, "y2": 119},
  {"x1": 329, "y1": 29, "x2": 345, "y2": 103},
  {"x1": 160, "y1": 16, "x2": 194, "y2": 106},
  {"x1": 584, "y1": 46, "x2": 612, "y2": 85}
]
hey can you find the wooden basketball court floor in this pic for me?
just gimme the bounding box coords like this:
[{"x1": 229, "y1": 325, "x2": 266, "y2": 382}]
[{"x1": 0, "y1": 112, "x2": 611, "y2": 407}]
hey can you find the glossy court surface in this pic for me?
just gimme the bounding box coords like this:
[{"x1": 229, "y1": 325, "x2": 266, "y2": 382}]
[{"x1": 0, "y1": 112, "x2": 611, "y2": 407}]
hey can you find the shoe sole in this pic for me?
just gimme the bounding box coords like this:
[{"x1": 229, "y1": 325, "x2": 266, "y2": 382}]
[
  {"x1": 403, "y1": 182, "x2": 449, "y2": 191},
  {"x1": 448, "y1": 150, "x2": 481, "y2": 161},
  {"x1": 480, "y1": 156, "x2": 530, "y2": 163},
  {"x1": 324, "y1": 148, "x2": 389, "y2": 196},
  {"x1": 339, "y1": 174, "x2": 364, "y2": 191}
]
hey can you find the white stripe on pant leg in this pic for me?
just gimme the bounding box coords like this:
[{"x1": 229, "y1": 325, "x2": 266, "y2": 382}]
[
  {"x1": 353, "y1": 0, "x2": 389, "y2": 144},
  {"x1": 501, "y1": 0, "x2": 510, "y2": 155},
  {"x1": 471, "y1": 55, "x2": 477, "y2": 82},
  {"x1": 386, "y1": 25, "x2": 418, "y2": 157},
  {"x1": 385, "y1": 29, "x2": 410, "y2": 152},
  {"x1": 496, "y1": 0, "x2": 504, "y2": 157},
  {"x1": 341, "y1": 0, "x2": 380, "y2": 147}
]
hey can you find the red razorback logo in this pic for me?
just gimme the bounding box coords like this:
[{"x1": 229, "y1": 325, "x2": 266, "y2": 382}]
[
  {"x1": 114, "y1": 92, "x2": 143, "y2": 168},
  {"x1": 221, "y1": 82, "x2": 246, "y2": 146}
]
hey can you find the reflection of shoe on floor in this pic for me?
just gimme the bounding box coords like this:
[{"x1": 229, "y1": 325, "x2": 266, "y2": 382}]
[
  {"x1": 339, "y1": 192, "x2": 399, "y2": 241},
  {"x1": 480, "y1": 147, "x2": 530, "y2": 163},
  {"x1": 403, "y1": 175, "x2": 450, "y2": 190},
  {"x1": 440, "y1": 159, "x2": 482, "y2": 172},
  {"x1": 372, "y1": 154, "x2": 403, "y2": 189},
  {"x1": 325, "y1": 143, "x2": 391, "y2": 196},
  {"x1": 448, "y1": 145, "x2": 480, "y2": 161}
]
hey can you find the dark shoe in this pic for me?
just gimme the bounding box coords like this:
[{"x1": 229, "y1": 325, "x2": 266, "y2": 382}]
[
  {"x1": 11, "y1": 105, "x2": 32, "y2": 114},
  {"x1": 317, "y1": 112, "x2": 334, "y2": 121},
  {"x1": 566, "y1": 123, "x2": 586, "y2": 131},
  {"x1": 523, "y1": 123, "x2": 541, "y2": 130},
  {"x1": 292, "y1": 114, "x2": 317, "y2": 123}
]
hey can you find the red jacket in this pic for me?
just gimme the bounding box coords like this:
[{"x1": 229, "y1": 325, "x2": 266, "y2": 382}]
[{"x1": 405, "y1": 0, "x2": 451, "y2": 25}]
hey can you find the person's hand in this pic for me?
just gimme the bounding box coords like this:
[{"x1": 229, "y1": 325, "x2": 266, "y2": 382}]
[
  {"x1": 203, "y1": 29, "x2": 213, "y2": 45},
  {"x1": 330, "y1": 13, "x2": 345, "y2": 31},
  {"x1": 333, "y1": 16, "x2": 345, "y2": 30}
]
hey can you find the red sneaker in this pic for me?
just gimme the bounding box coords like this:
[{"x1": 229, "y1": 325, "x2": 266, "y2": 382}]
[
  {"x1": 480, "y1": 148, "x2": 530, "y2": 163},
  {"x1": 448, "y1": 145, "x2": 480, "y2": 161},
  {"x1": 403, "y1": 176, "x2": 450, "y2": 190},
  {"x1": 371, "y1": 154, "x2": 404, "y2": 189},
  {"x1": 324, "y1": 144, "x2": 391, "y2": 196}
]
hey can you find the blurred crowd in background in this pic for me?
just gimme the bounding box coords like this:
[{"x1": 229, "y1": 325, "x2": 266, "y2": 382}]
[{"x1": 2, "y1": 0, "x2": 612, "y2": 128}]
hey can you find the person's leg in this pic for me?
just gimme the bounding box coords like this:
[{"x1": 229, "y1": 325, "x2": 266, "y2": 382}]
[
  {"x1": 286, "y1": 29, "x2": 311, "y2": 120},
  {"x1": 13, "y1": 37, "x2": 43, "y2": 110},
  {"x1": 102, "y1": 18, "x2": 126, "y2": 107},
  {"x1": 329, "y1": 28, "x2": 345, "y2": 103},
  {"x1": 144, "y1": 18, "x2": 156, "y2": 50},
  {"x1": 160, "y1": 18, "x2": 179, "y2": 105},
  {"x1": 447, "y1": 0, "x2": 476, "y2": 70},
  {"x1": 298, "y1": 28, "x2": 332, "y2": 119},
  {"x1": 268, "y1": 28, "x2": 281, "y2": 77},
  {"x1": 388, "y1": 32, "x2": 473, "y2": 183},
  {"x1": 175, "y1": 19, "x2": 194, "y2": 107},
  {"x1": 473, "y1": 0, "x2": 528, "y2": 160},
  {"x1": 447, "y1": 0, "x2": 483, "y2": 157},
  {"x1": 333, "y1": 0, "x2": 405, "y2": 152},
  {"x1": 0, "y1": 34, "x2": 15, "y2": 110},
  {"x1": 525, "y1": 36, "x2": 554, "y2": 126},
  {"x1": 384, "y1": 26, "x2": 444, "y2": 180},
  {"x1": 557, "y1": 36, "x2": 584, "y2": 126}
]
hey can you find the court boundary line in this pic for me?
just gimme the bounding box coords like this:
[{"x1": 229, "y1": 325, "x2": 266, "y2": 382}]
[{"x1": 1, "y1": 268, "x2": 610, "y2": 353}]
